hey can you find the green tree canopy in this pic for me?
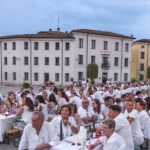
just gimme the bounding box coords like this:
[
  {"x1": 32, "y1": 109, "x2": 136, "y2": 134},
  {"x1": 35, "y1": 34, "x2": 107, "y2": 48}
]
[
  {"x1": 87, "y1": 63, "x2": 98, "y2": 81},
  {"x1": 147, "y1": 66, "x2": 150, "y2": 79}
]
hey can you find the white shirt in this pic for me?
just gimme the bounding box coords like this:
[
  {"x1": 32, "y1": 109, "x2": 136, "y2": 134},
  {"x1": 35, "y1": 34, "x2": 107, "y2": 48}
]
[
  {"x1": 51, "y1": 116, "x2": 77, "y2": 140},
  {"x1": 101, "y1": 104, "x2": 109, "y2": 116},
  {"x1": 19, "y1": 122, "x2": 58, "y2": 150},
  {"x1": 69, "y1": 96, "x2": 82, "y2": 109},
  {"x1": 138, "y1": 110, "x2": 150, "y2": 139},
  {"x1": 99, "y1": 132, "x2": 127, "y2": 150},
  {"x1": 124, "y1": 109, "x2": 144, "y2": 145},
  {"x1": 114, "y1": 113, "x2": 134, "y2": 150}
]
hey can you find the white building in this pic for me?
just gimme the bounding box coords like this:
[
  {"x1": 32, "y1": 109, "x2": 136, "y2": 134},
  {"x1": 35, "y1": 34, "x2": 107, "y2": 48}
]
[{"x1": 0, "y1": 28, "x2": 134, "y2": 86}]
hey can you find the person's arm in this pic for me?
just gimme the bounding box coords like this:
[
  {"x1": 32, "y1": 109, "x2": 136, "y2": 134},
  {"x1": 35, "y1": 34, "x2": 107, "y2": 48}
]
[
  {"x1": 16, "y1": 106, "x2": 24, "y2": 116},
  {"x1": 34, "y1": 144, "x2": 50, "y2": 150},
  {"x1": 88, "y1": 140, "x2": 101, "y2": 150},
  {"x1": 0, "y1": 101, "x2": 10, "y2": 113},
  {"x1": 82, "y1": 116, "x2": 92, "y2": 124},
  {"x1": 128, "y1": 117, "x2": 134, "y2": 124}
]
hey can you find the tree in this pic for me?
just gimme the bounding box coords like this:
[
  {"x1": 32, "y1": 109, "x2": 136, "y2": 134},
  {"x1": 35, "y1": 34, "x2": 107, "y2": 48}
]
[
  {"x1": 87, "y1": 63, "x2": 98, "y2": 84},
  {"x1": 147, "y1": 66, "x2": 150, "y2": 79}
]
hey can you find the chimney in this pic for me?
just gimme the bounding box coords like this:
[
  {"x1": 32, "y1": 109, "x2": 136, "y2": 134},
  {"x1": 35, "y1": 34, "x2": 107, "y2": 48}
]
[
  {"x1": 57, "y1": 27, "x2": 60, "y2": 32},
  {"x1": 49, "y1": 29, "x2": 52, "y2": 31}
]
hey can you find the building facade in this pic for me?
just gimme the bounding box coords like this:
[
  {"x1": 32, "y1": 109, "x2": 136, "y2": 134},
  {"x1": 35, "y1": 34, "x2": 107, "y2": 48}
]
[
  {"x1": 131, "y1": 39, "x2": 150, "y2": 81},
  {"x1": 0, "y1": 28, "x2": 134, "y2": 86}
]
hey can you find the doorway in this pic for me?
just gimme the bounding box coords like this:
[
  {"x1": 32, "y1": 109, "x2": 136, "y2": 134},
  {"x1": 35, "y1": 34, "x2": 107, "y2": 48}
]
[{"x1": 102, "y1": 73, "x2": 107, "y2": 84}]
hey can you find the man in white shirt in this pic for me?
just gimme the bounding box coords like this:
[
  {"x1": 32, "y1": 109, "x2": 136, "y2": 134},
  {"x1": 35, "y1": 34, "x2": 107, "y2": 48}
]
[
  {"x1": 109, "y1": 105, "x2": 134, "y2": 150},
  {"x1": 101, "y1": 96, "x2": 112, "y2": 119},
  {"x1": 78, "y1": 98, "x2": 96, "y2": 127},
  {"x1": 88, "y1": 119, "x2": 127, "y2": 150},
  {"x1": 124, "y1": 99, "x2": 144, "y2": 148},
  {"x1": 19, "y1": 111, "x2": 58, "y2": 150}
]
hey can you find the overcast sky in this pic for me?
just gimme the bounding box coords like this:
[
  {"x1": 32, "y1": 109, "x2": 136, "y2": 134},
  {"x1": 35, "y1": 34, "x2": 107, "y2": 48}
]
[{"x1": 0, "y1": 0, "x2": 150, "y2": 40}]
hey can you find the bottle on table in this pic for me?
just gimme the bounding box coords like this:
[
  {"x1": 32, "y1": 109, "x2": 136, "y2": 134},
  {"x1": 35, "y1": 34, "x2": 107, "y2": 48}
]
[{"x1": 91, "y1": 120, "x2": 96, "y2": 139}]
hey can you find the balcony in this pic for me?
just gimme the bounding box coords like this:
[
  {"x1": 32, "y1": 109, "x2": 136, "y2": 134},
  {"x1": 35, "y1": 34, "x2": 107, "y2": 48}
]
[{"x1": 101, "y1": 61, "x2": 110, "y2": 70}]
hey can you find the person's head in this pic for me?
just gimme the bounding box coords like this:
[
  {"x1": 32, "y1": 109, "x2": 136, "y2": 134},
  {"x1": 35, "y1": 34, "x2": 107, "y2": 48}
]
[
  {"x1": 136, "y1": 91, "x2": 142, "y2": 98},
  {"x1": 23, "y1": 97, "x2": 34, "y2": 111},
  {"x1": 68, "y1": 103, "x2": 78, "y2": 115},
  {"x1": 35, "y1": 95, "x2": 45, "y2": 104},
  {"x1": 102, "y1": 119, "x2": 116, "y2": 138},
  {"x1": 82, "y1": 98, "x2": 89, "y2": 110},
  {"x1": 92, "y1": 99, "x2": 101, "y2": 114},
  {"x1": 42, "y1": 91, "x2": 48, "y2": 100},
  {"x1": 126, "y1": 99, "x2": 134, "y2": 113},
  {"x1": 48, "y1": 93, "x2": 57, "y2": 105},
  {"x1": 8, "y1": 92, "x2": 16, "y2": 102},
  {"x1": 114, "y1": 98, "x2": 121, "y2": 105},
  {"x1": 109, "y1": 105, "x2": 121, "y2": 119},
  {"x1": 121, "y1": 94, "x2": 126, "y2": 102},
  {"x1": 32, "y1": 111, "x2": 45, "y2": 129},
  {"x1": 21, "y1": 91, "x2": 27, "y2": 99},
  {"x1": 60, "y1": 105, "x2": 71, "y2": 119},
  {"x1": 136, "y1": 100, "x2": 146, "y2": 112},
  {"x1": 53, "y1": 87, "x2": 58, "y2": 95},
  {"x1": 104, "y1": 96, "x2": 112, "y2": 106},
  {"x1": 39, "y1": 86, "x2": 46, "y2": 92},
  {"x1": 57, "y1": 89, "x2": 63, "y2": 97}
]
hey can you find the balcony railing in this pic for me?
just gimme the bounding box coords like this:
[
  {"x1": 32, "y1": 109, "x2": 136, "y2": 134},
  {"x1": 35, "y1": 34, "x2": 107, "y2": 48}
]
[{"x1": 101, "y1": 62, "x2": 110, "y2": 69}]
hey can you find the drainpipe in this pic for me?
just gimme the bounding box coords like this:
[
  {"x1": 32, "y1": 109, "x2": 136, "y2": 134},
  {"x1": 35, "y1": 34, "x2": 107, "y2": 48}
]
[
  {"x1": 120, "y1": 38, "x2": 123, "y2": 81},
  {"x1": 29, "y1": 39, "x2": 32, "y2": 85},
  {"x1": 147, "y1": 43, "x2": 149, "y2": 80},
  {"x1": 61, "y1": 39, "x2": 64, "y2": 87},
  {"x1": 86, "y1": 34, "x2": 88, "y2": 79},
  {"x1": 0, "y1": 41, "x2": 2, "y2": 83}
]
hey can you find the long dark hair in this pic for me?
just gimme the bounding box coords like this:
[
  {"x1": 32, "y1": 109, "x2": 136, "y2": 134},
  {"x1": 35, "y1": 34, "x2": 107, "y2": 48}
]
[
  {"x1": 48, "y1": 93, "x2": 57, "y2": 105},
  {"x1": 36, "y1": 95, "x2": 46, "y2": 104},
  {"x1": 93, "y1": 99, "x2": 101, "y2": 114},
  {"x1": 26, "y1": 97, "x2": 34, "y2": 112}
]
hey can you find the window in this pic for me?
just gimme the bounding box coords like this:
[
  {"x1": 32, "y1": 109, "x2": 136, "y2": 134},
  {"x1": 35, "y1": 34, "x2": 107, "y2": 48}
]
[
  {"x1": 124, "y1": 58, "x2": 128, "y2": 67},
  {"x1": 12, "y1": 57, "x2": 16, "y2": 65},
  {"x1": 65, "y1": 57, "x2": 70, "y2": 66},
  {"x1": 65, "y1": 73, "x2": 69, "y2": 82},
  {"x1": 24, "y1": 72, "x2": 28, "y2": 81},
  {"x1": 65, "y1": 42, "x2": 70, "y2": 50},
  {"x1": 124, "y1": 73, "x2": 128, "y2": 81},
  {"x1": 115, "y1": 42, "x2": 119, "y2": 51},
  {"x1": 44, "y1": 73, "x2": 49, "y2": 82},
  {"x1": 140, "y1": 63, "x2": 144, "y2": 71},
  {"x1": 141, "y1": 45, "x2": 145, "y2": 48},
  {"x1": 45, "y1": 57, "x2": 49, "y2": 65},
  {"x1": 24, "y1": 57, "x2": 28, "y2": 65},
  {"x1": 24, "y1": 42, "x2": 28, "y2": 50},
  {"x1": 13, "y1": 72, "x2": 16, "y2": 80},
  {"x1": 141, "y1": 52, "x2": 144, "y2": 59},
  {"x1": 91, "y1": 40, "x2": 96, "y2": 49},
  {"x1": 34, "y1": 73, "x2": 38, "y2": 81},
  {"x1": 4, "y1": 57, "x2": 7, "y2": 65},
  {"x1": 78, "y1": 72, "x2": 83, "y2": 81},
  {"x1": 12, "y1": 42, "x2": 16, "y2": 50},
  {"x1": 4, "y1": 43, "x2": 7, "y2": 50},
  {"x1": 114, "y1": 73, "x2": 118, "y2": 81},
  {"x1": 45, "y1": 42, "x2": 49, "y2": 50},
  {"x1": 34, "y1": 57, "x2": 39, "y2": 65},
  {"x1": 91, "y1": 56, "x2": 95, "y2": 63},
  {"x1": 104, "y1": 41, "x2": 108, "y2": 50},
  {"x1": 55, "y1": 73, "x2": 59, "y2": 82},
  {"x1": 78, "y1": 55, "x2": 83, "y2": 64},
  {"x1": 140, "y1": 74, "x2": 144, "y2": 80},
  {"x1": 34, "y1": 42, "x2": 38, "y2": 50},
  {"x1": 79, "y1": 38, "x2": 83, "y2": 48},
  {"x1": 114, "y1": 57, "x2": 119, "y2": 66},
  {"x1": 125, "y1": 43, "x2": 129, "y2": 52},
  {"x1": 4, "y1": 72, "x2": 7, "y2": 80},
  {"x1": 55, "y1": 57, "x2": 60, "y2": 65},
  {"x1": 55, "y1": 42, "x2": 59, "y2": 50}
]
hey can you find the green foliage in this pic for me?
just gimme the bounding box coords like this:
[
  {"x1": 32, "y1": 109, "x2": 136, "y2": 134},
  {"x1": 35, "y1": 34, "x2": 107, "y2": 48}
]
[
  {"x1": 23, "y1": 81, "x2": 30, "y2": 89},
  {"x1": 87, "y1": 63, "x2": 98, "y2": 80},
  {"x1": 147, "y1": 66, "x2": 150, "y2": 79}
]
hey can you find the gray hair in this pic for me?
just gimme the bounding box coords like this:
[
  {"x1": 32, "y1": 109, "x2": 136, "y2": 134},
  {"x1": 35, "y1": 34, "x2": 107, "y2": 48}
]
[
  {"x1": 103, "y1": 119, "x2": 116, "y2": 130},
  {"x1": 33, "y1": 111, "x2": 45, "y2": 121}
]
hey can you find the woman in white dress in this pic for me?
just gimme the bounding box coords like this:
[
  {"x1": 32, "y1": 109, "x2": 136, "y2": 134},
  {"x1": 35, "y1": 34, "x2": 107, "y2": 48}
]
[
  {"x1": 51, "y1": 104, "x2": 78, "y2": 141},
  {"x1": 14, "y1": 97, "x2": 34, "y2": 130},
  {"x1": 35, "y1": 95, "x2": 48, "y2": 120},
  {"x1": 136, "y1": 99, "x2": 150, "y2": 139}
]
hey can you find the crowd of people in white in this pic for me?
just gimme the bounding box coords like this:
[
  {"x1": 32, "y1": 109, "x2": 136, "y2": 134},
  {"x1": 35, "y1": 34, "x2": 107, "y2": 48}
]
[{"x1": 0, "y1": 80, "x2": 150, "y2": 150}]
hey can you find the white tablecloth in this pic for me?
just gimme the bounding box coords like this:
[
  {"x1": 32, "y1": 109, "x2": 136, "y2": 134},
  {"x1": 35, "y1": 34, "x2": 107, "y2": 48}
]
[{"x1": 0, "y1": 114, "x2": 18, "y2": 142}]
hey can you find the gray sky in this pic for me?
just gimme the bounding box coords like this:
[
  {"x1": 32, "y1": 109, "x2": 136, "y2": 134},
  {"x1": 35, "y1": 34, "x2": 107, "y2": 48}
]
[{"x1": 0, "y1": 0, "x2": 150, "y2": 40}]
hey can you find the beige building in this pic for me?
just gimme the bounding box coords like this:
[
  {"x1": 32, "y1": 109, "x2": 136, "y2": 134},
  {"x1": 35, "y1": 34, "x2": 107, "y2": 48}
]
[{"x1": 131, "y1": 39, "x2": 150, "y2": 81}]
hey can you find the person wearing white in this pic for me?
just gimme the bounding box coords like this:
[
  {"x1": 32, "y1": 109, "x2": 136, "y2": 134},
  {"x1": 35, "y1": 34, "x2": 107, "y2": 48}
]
[
  {"x1": 19, "y1": 112, "x2": 59, "y2": 150},
  {"x1": 109, "y1": 105, "x2": 134, "y2": 150},
  {"x1": 88, "y1": 119, "x2": 127, "y2": 150},
  {"x1": 78, "y1": 98, "x2": 96, "y2": 127},
  {"x1": 136, "y1": 100, "x2": 150, "y2": 139},
  {"x1": 51, "y1": 105, "x2": 78, "y2": 140},
  {"x1": 124, "y1": 99, "x2": 144, "y2": 147}
]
